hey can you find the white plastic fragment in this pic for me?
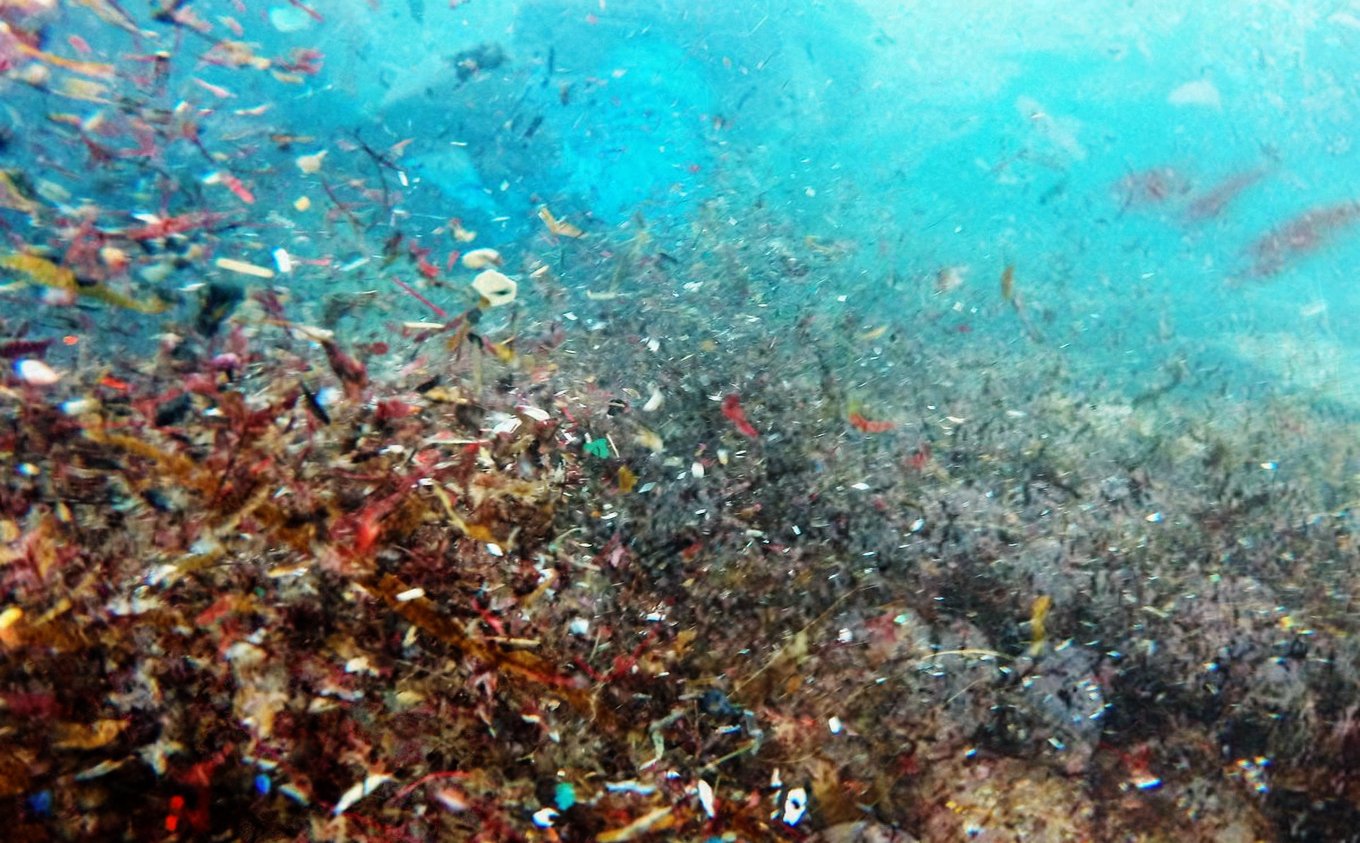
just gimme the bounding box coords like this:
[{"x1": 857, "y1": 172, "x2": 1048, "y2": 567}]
[
  {"x1": 333, "y1": 773, "x2": 392, "y2": 816},
  {"x1": 1167, "y1": 78, "x2": 1222, "y2": 109},
  {"x1": 273, "y1": 247, "x2": 294, "y2": 273},
  {"x1": 532, "y1": 807, "x2": 559, "y2": 828},
  {"x1": 461, "y1": 248, "x2": 503, "y2": 269},
  {"x1": 471, "y1": 269, "x2": 517, "y2": 306},
  {"x1": 519, "y1": 405, "x2": 551, "y2": 422},
  {"x1": 782, "y1": 787, "x2": 808, "y2": 825},
  {"x1": 642, "y1": 386, "x2": 664, "y2": 412},
  {"x1": 828, "y1": 716, "x2": 843, "y2": 735},
  {"x1": 605, "y1": 780, "x2": 657, "y2": 795},
  {"x1": 61, "y1": 398, "x2": 98, "y2": 416},
  {"x1": 568, "y1": 617, "x2": 590, "y2": 636},
  {"x1": 344, "y1": 656, "x2": 377, "y2": 675},
  {"x1": 696, "y1": 779, "x2": 716, "y2": 818},
  {"x1": 15, "y1": 358, "x2": 62, "y2": 386},
  {"x1": 850, "y1": 482, "x2": 870, "y2": 491},
  {"x1": 485, "y1": 543, "x2": 504, "y2": 557}
]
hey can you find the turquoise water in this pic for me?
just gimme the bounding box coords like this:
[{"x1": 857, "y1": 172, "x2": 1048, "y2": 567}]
[
  {"x1": 5, "y1": 2, "x2": 1360, "y2": 840},
  {"x1": 10, "y1": 1, "x2": 1359, "y2": 401}
]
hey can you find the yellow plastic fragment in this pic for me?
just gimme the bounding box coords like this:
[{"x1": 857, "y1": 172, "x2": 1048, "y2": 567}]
[
  {"x1": 537, "y1": 205, "x2": 584, "y2": 238},
  {"x1": 14, "y1": 42, "x2": 115, "y2": 79},
  {"x1": 53, "y1": 719, "x2": 125, "y2": 750},
  {"x1": 0, "y1": 253, "x2": 165, "y2": 313},
  {"x1": 597, "y1": 807, "x2": 675, "y2": 842},
  {"x1": 1028, "y1": 594, "x2": 1053, "y2": 656},
  {"x1": 215, "y1": 257, "x2": 276, "y2": 279},
  {"x1": 52, "y1": 77, "x2": 110, "y2": 103},
  {"x1": 295, "y1": 150, "x2": 327, "y2": 174},
  {"x1": 0, "y1": 172, "x2": 40, "y2": 215},
  {"x1": 633, "y1": 427, "x2": 664, "y2": 453}
]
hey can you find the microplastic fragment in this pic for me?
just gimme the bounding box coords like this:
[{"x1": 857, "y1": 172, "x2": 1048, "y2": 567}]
[
  {"x1": 333, "y1": 773, "x2": 392, "y2": 816},
  {"x1": 215, "y1": 257, "x2": 276, "y2": 279},
  {"x1": 782, "y1": 787, "x2": 807, "y2": 825},
  {"x1": 15, "y1": 358, "x2": 61, "y2": 386},
  {"x1": 697, "y1": 779, "x2": 716, "y2": 817},
  {"x1": 532, "y1": 807, "x2": 559, "y2": 828}
]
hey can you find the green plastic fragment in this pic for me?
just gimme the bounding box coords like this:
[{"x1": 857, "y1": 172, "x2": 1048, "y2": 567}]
[{"x1": 584, "y1": 437, "x2": 610, "y2": 458}]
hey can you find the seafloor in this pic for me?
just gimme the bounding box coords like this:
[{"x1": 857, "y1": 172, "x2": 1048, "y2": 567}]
[
  {"x1": 5, "y1": 4, "x2": 1360, "y2": 843},
  {"x1": 5, "y1": 201, "x2": 1360, "y2": 841}
]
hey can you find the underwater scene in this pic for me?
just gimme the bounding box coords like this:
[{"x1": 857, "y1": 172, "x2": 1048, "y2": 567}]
[{"x1": 4, "y1": 0, "x2": 1360, "y2": 840}]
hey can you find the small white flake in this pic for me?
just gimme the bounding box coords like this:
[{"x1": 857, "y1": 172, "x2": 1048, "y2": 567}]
[
  {"x1": 828, "y1": 716, "x2": 843, "y2": 734},
  {"x1": 782, "y1": 787, "x2": 808, "y2": 825},
  {"x1": 273, "y1": 247, "x2": 294, "y2": 273},
  {"x1": 485, "y1": 543, "x2": 504, "y2": 557},
  {"x1": 395, "y1": 587, "x2": 425, "y2": 602},
  {"x1": 333, "y1": 773, "x2": 392, "y2": 816},
  {"x1": 691, "y1": 461, "x2": 705, "y2": 478},
  {"x1": 568, "y1": 617, "x2": 590, "y2": 636},
  {"x1": 837, "y1": 627, "x2": 853, "y2": 644},
  {"x1": 532, "y1": 807, "x2": 559, "y2": 828},
  {"x1": 850, "y1": 482, "x2": 870, "y2": 491},
  {"x1": 1145, "y1": 512, "x2": 1163, "y2": 523},
  {"x1": 519, "y1": 405, "x2": 551, "y2": 422},
  {"x1": 697, "y1": 779, "x2": 716, "y2": 818},
  {"x1": 61, "y1": 398, "x2": 99, "y2": 416}
]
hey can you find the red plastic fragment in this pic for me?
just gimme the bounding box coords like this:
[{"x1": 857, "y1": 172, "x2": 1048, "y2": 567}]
[
  {"x1": 721, "y1": 393, "x2": 759, "y2": 438},
  {"x1": 848, "y1": 412, "x2": 894, "y2": 433}
]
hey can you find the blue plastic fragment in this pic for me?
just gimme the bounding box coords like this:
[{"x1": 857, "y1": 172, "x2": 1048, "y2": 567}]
[
  {"x1": 27, "y1": 789, "x2": 52, "y2": 816},
  {"x1": 255, "y1": 773, "x2": 272, "y2": 795},
  {"x1": 554, "y1": 781, "x2": 576, "y2": 811}
]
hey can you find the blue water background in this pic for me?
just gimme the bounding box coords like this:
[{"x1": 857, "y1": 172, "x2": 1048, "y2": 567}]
[{"x1": 7, "y1": 0, "x2": 1360, "y2": 409}]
